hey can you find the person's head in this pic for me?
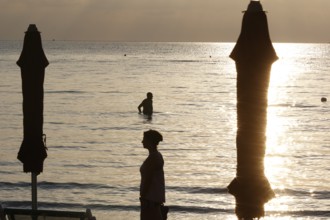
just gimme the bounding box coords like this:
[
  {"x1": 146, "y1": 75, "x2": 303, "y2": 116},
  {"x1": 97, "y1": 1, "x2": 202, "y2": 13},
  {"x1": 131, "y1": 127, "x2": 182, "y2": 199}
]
[
  {"x1": 147, "y1": 92, "x2": 153, "y2": 99},
  {"x1": 142, "y1": 129, "x2": 163, "y2": 149}
]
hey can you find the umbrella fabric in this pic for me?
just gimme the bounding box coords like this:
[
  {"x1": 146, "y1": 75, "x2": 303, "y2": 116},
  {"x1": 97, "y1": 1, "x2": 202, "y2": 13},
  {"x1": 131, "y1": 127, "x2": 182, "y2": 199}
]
[
  {"x1": 227, "y1": 1, "x2": 277, "y2": 219},
  {"x1": 17, "y1": 24, "x2": 49, "y2": 175}
]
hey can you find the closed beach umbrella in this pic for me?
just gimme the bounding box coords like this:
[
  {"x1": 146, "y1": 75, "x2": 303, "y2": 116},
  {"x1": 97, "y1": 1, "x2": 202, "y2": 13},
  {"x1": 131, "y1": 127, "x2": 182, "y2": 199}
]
[
  {"x1": 17, "y1": 24, "x2": 49, "y2": 210},
  {"x1": 227, "y1": 1, "x2": 277, "y2": 219}
]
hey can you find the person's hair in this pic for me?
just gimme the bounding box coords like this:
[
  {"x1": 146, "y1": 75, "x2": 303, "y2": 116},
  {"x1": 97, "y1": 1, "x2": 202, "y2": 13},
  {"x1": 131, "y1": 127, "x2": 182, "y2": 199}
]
[{"x1": 144, "y1": 129, "x2": 163, "y2": 146}]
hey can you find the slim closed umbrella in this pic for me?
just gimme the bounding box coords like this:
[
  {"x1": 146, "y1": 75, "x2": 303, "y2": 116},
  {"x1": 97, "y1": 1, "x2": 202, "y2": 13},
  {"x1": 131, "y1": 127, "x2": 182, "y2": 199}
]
[
  {"x1": 17, "y1": 24, "x2": 49, "y2": 210},
  {"x1": 227, "y1": 1, "x2": 277, "y2": 219}
]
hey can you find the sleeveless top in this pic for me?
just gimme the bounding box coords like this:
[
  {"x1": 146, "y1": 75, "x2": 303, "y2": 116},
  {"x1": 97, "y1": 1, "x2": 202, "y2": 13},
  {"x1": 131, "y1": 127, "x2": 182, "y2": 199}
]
[{"x1": 140, "y1": 151, "x2": 165, "y2": 203}]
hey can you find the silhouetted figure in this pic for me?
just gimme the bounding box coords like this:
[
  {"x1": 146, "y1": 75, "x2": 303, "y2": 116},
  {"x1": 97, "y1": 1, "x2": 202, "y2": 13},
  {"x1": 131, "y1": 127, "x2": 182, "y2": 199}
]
[
  {"x1": 227, "y1": 1, "x2": 277, "y2": 219},
  {"x1": 140, "y1": 130, "x2": 167, "y2": 220},
  {"x1": 138, "y1": 92, "x2": 153, "y2": 117}
]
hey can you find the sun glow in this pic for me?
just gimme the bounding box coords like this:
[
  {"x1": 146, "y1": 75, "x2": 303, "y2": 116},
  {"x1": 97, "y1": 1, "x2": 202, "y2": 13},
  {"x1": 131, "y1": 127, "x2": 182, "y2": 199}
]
[
  {"x1": 264, "y1": 44, "x2": 305, "y2": 212},
  {"x1": 266, "y1": 45, "x2": 295, "y2": 154},
  {"x1": 265, "y1": 44, "x2": 302, "y2": 187},
  {"x1": 268, "y1": 44, "x2": 301, "y2": 105}
]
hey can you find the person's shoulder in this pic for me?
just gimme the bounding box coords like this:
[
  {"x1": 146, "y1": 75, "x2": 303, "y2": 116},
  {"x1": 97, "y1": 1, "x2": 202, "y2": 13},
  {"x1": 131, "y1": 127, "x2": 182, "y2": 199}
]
[
  {"x1": 155, "y1": 151, "x2": 164, "y2": 163},
  {"x1": 150, "y1": 151, "x2": 163, "y2": 159},
  {"x1": 150, "y1": 152, "x2": 164, "y2": 167}
]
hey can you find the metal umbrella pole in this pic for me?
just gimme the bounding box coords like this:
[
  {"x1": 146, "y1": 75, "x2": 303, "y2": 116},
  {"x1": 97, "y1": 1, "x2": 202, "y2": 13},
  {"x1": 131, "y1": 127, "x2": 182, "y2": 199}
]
[{"x1": 32, "y1": 174, "x2": 37, "y2": 210}]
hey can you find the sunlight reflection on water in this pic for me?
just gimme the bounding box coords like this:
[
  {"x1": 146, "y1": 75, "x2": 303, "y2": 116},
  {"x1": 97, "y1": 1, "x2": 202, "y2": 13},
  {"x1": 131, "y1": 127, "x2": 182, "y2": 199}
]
[{"x1": 265, "y1": 43, "x2": 330, "y2": 215}]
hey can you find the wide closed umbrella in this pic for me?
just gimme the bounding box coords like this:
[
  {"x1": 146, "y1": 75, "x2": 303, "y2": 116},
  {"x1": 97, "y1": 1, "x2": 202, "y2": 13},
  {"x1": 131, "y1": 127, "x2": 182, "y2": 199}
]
[
  {"x1": 227, "y1": 1, "x2": 277, "y2": 219},
  {"x1": 17, "y1": 24, "x2": 49, "y2": 210}
]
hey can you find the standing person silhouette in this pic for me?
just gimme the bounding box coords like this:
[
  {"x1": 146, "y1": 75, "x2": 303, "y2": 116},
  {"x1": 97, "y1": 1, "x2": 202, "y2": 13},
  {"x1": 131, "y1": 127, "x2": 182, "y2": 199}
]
[
  {"x1": 140, "y1": 130, "x2": 167, "y2": 220},
  {"x1": 138, "y1": 92, "x2": 153, "y2": 118}
]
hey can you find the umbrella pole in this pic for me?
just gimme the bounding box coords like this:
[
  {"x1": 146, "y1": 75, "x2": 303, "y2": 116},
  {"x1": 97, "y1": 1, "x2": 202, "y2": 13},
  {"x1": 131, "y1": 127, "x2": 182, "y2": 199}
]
[{"x1": 31, "y1": 173, "x2": 37, "y2": 210}]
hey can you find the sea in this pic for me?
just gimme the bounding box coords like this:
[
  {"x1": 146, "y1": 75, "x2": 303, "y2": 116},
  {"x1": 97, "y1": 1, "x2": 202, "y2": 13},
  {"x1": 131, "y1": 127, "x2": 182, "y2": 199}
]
[{"x1": 0, "y1": 41, "x2": 329, "y2": 219}]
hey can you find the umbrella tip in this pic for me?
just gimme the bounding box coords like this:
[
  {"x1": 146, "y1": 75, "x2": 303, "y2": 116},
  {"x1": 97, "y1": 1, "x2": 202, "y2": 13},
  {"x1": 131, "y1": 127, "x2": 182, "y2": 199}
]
[
  {"x1": 246, "y1": 0, "x2": 263, "y2": 12},
  {"x1": 26, "y1": 24, "x2": 40, "y2": 33}
]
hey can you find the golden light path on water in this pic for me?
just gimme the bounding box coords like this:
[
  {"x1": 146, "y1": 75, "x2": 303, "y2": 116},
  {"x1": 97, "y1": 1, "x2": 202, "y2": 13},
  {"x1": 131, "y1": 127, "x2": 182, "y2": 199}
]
[{"x1": 265, "y1": 44, "x2": 302, "y2": 214}]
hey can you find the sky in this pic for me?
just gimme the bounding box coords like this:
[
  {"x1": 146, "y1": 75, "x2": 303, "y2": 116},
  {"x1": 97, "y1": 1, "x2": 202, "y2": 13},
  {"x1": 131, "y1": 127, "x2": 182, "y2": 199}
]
[{"x1": 1, "y1": 0, "x2": 330, "y2": 43}]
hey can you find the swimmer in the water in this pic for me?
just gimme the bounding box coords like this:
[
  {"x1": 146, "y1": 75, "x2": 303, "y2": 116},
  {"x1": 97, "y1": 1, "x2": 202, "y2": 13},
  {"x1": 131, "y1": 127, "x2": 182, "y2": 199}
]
[{"x1": 138, "y1": 92, "x2": 153, "y2": 117}]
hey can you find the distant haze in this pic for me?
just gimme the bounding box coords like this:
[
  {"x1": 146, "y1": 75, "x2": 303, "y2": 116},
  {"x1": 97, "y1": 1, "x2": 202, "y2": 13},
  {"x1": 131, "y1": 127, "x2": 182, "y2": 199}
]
[{"x1": 1, "y1": 0, "x2": 329, "y2": 43}]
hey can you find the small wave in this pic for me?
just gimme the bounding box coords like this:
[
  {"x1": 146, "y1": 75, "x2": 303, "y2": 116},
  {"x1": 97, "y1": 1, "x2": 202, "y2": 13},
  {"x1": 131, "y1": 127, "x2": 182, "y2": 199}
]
[
  {"x1": 0, "y1": 171, "x2": 14, "y2": 175},
  {"x1": 267, "y1": 210, "x2": 330, "y2": 218},
  {"x1": 274, "y1": 188, "x2": 330, "y2": 200},
  {"x1": 50, "y1": 145, "x2": 88, "y2": 150},
  {"x1": 63, "y1": 164, "x2": 96, "y2": 168},
  {"x1": 269, "y1": 103, "x2": 319, "y2": 108},
  {"x1": 167, "y1": 60, "x2": 202, "y2": 63},
  {"x1": 0, "y1": 181, "x2": 116, "y2": 191},
  {"x1": 293, "y1": 104, "x2": 319, "y2": 108},
  {"x1": 170, "y1": 86, "x2": 188, "y2": 89},
  {"x1": 0, "y1": 181, "x2": 30, "y2": 188},
  {"x1": 169, "y1": 205, "x2": 229, "y2": 214},
  {"x1": 0, "y1": 182, "x2": 227, "y2": 195},
  {"x1": 47, "y1": 122, "x2": 65, "y2": 125},
  {"x1": 168, "y1": 186, "x2": 228, "y2": 194},
  {"x1": 2, "y1": 201, "x2": 329, "y2": 217},
  {"x1": 37, "y1": 182, "x2": 118, "y2": 190},
  {"x1": 1, "y1": 183, "x2": 329, "y2": 217},
  {"x1": 1, "y1": 182, "x2": 328, "y2": 199},
  {"x1": 0, "y1": 161, "x2": 18, "y2": 166},
  {"x1": 1, "y1": 201, "x2": 100, "y2": 211},
  {"x1": 46, "y1": 91, "x2": 86, "y2": 94},
  {"x1": 99, "y1": 91, "x2": 126, "y2": 94},
  {"x1": 1, "y1": 201, "x2": 228, "y2": 214}
]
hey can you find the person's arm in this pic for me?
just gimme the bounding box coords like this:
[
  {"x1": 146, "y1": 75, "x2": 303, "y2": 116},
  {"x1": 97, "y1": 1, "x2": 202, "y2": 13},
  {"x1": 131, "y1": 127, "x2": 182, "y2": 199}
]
[
  {"x1": 138, "y1": 100, "x2": 144, "y2": 113},
  {"x1": 138, "y1": 105, "x2": 142, "y2": 113}
]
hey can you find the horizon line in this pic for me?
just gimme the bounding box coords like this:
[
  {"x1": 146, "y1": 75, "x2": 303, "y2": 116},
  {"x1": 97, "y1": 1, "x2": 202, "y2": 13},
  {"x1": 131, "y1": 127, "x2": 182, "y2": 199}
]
[{"x1": 0, "y1": 39, "x2": 329, "y2": 44}]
